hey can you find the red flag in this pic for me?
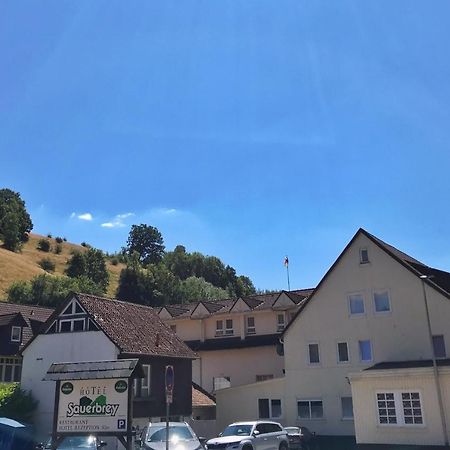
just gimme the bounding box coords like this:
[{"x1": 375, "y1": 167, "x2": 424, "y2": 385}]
[{"x1": 284, "y1": 256, "x2": 289, "y2": 267}]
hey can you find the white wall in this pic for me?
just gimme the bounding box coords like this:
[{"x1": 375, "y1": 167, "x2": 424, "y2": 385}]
[
  {"x1": 350, "y1": 367, "x2": 450, "y2": 446},
  {"x1": 194, "y1": 346, "x2": 284, "y2": 393},
  {"x1": 216, "y1": 378, "x2": 285, "y2": 431},
  {"x1": 21, "y1": 331, "x2": 118, "y2": 439},
  {"x1": 282, "y1": 233, "x2": 450, "y2": 436}
]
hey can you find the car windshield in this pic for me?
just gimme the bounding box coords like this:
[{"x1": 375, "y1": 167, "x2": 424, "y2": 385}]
[
  {"x1": 221, "y1": 425, "x2": 253, "y2": 437},
  {"x1": 146, "y1": 426, "x2": 194, "y2": 443},
  {"x1": 46, "y1": 436, "x2": 97, "y2": 449}
]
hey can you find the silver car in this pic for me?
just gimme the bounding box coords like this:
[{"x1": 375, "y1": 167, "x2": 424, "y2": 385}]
[
  {"x1": 206, "y1": 421, "x2": 288, "y2": 450},
  {"x1": 135, "y1": 422, "x2": 204, "y2": 450}
]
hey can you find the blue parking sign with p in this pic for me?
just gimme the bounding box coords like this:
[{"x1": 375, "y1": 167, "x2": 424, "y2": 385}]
[{"x1": 118, "y1": 419, "x2": 126, "y2": 430}]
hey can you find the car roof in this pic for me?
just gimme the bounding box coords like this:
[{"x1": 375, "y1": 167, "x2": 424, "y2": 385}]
[
  {"x1": 148, "y1": 422, "x2": 189, "y2": 427},
  {"x1": 229, "y1": 421, "x2": 281, "y2": 426}
]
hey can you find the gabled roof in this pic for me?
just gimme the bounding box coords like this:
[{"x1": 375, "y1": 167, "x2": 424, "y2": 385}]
[
  {"x1": 0, "y1": 302, "x2": 53, "y2": 348},
  {"x1": 192, "y1": 382, "x2": 216, "y2": 407},
  {"x1": 24, "y1": 293, "x2": 196, "y2": 360},
  {"x1": 283, "y1": 228, "x2": 450, "y2": 336},
  {"x1": 0, "y1": 312, "x2": 27, "y2": 327}
]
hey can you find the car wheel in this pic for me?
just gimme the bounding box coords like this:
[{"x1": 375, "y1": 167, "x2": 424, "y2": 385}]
[
  {"x1": 243, "y1": 444, "x2": 253, "y2": 450},
  {"x1": 279, "y1": 443, "x2": 288, "y2": 450}
]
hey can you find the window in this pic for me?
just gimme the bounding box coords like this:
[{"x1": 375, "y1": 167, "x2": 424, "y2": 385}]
[
  {"x1": 433, "y1": 335, "x2": 446, "y2": 358},
  {"x1": 359, "y1": 340, "x2": 372, "y2": 362},
  {"x1": 374, "y1": 291, "x2": 390, "y2": 312},
  {"x1": 341, "y1": 397, "x2": 354, "y2": 419},
  {"x1": 225, "y1": 319, "x2": 234, "y2": 336},
  {"x1": 0, "y1": 358, "x2": 22, "y2": 383},
  {"x1": 213, "y1": 376, "x2": 231, "y2": 391},
  {"x1": 258, "y1": 399, "x2": 282, "y2": 419},
  {"x1": 170, "y1": 325, "x2": 177, "y2": 333},
  {"x1": 277, "y1": 314, "x2": 285, "y2": 332},
  {"x1": 377, "y1": 391, "x2": 423, "y2": 426},
  {"x1": 360, "y1": 248, "x2": 369, "y2": 264},
  {"x1": 59, "y1": 318, "x2": 85, "y2": 332},
  {"x1": 246, "y1": 317, "x2": 256, "y2": 335},
  {"x1": 359, "y1": 340, "x2": 371, "y2": 361},
  {"x1": 11, "y1": 326, "x2": 21, "y2": 343},
  {"x1": 59, "y1": 320, "x2": 72, "y2": 332},
  {"x1": 215, "y1": 320, "x2": 224, "y2": 336},
  {"x1": 134, "y1": 364, "x2": 151, "y2": 397},
  {"x1": 256, "y1": 374, "x2": 274, "y2": 382},
  {"x1": 73, "y1": 319, "x2": 85, "y2": 332},
  {"x1": 308, "y1": 343, "x2": 320, "y2": 364},
  {"x1": 349, "y1": 294, "x2": 365, "y2": 315},
  {"x1": 297, "y1": 400, "x2": 323, "y2": 419},
  {"x1": 337, "y1": 342, "x2": 349, "y2": 363}
]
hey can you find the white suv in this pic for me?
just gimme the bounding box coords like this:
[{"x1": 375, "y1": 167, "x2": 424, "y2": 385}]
[{"x1": 206, "y1": 421, "x2": 288, "y2": 450}]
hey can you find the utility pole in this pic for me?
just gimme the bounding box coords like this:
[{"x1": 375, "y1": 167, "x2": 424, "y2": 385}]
[{"x1": 284, "y1": 256, "x2": 290, "y2": 291}]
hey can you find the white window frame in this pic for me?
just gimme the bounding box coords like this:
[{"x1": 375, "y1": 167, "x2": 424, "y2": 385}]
[
  {"x1": 246, "y1": 316, "x2": 256, "y2": 335},
  {"x1": 341, "y1": 396, "x2": 354, "y2": 420},
  {"x1": 376, "y1": 391, "x2": 425, "y2": 427},
  {"x1": 297, "y1": 399, "x2": 324, "y2": 420},
  {"x1": 215, "y1": 320, "x2": 224, "y2": 337},
  {"x1": 359, "y1": 339, "x2": 373, "y2": 362},
  {"x1": 0, "y1": 357, "x2": 22, "y2": 383},
  {"x1": 359, "y1": 248, "x2": 369, "y2": 264},
  {"x1": 11, "y1": 326, "x2": 21, "y2": 343},
  {"x1": 348, "y1": 293, "x2": 365, "y2": 316},
  {"x1": 373, "y1": 289, "x2": 391, "y2": 314},
  {"x1": 133, "y1": 364, "x2": 151, "y2": 398},
  {"x1": 258, "y1": 398, "x2": 283, "y2": 419},
  {"x1": 307, "y1": 342, "x2": 321, "y2": 365},
  {"x1": 277, "y1": 313, "x2": 285, "y2": 332},
  {"x1": 337, "y1": 341, "x2": 350, "y2": 364},
  {"x1": 59, "y1": 318, "x2": 85, "y2": 333},
  {"x1": 225, "y1": 319, "x2": 234, "y2": 336}
]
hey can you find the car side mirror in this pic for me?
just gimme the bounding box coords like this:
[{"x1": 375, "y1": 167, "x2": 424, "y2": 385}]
[{"x1": 253, "y1": 431, "x2": 260, "y2": 436}]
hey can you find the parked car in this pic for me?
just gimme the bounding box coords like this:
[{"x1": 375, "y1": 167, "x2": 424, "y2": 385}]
[
  {"x1": 135, "y1": 422, "x2": 204, "y2": 450},
  {"x1": 0, "y1": 417, "x2": 35, "y2": 450},
  {"x1": 206, "y1": 421, "x2": 288, "y2": 450},
  {"x1": 37, "y1": 435, "x2": 107, "y2": 449},
  {"x1": 283, "y1": 427, "x2": 314, "y2": 450}
]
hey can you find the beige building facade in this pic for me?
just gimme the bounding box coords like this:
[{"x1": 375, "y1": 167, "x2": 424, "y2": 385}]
[{"x1": 214, "y1": 229, "x2": 450, "y2": 445}]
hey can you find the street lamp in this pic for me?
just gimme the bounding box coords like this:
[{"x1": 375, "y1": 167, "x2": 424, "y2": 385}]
[{"x1": 420, "y1": 275, "x2": 449, "y2": 446}]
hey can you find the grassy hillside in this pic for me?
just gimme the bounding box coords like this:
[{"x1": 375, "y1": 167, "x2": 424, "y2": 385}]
[{"x1": 0, "y1": 233, "x2": 125, "y2": 300}]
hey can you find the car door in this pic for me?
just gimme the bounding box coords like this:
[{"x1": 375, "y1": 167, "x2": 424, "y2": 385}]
[
  {"x1": 253, "y1": 423, "x2": 270, "y2": 450},
  {"x1": 264, "y1": 423, "x2": 284, "y2": 450}
]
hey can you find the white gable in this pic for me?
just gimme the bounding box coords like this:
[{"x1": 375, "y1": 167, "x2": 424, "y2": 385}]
[
  {"x1": 273, "y1": 292, "x2": 295, "y2": 310},
  {"x1": 230, "y1": 298, "x2": 250, "y2": 313},
  {"x1": 191, "y1": 303, "x2": 210, "y2": 318},
  {"x1": 158, "y1": 308, "x2": 174, "y2": 320}
]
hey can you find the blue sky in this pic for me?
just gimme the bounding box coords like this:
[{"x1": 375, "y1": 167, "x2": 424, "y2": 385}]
[{"x1": 1, "y1": 1, "x2": 449, "y2": 291}]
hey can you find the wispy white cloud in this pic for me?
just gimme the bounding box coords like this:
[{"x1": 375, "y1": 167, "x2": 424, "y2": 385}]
[
  {"x1": 101, "y1": 212, "x2": 134, "y2": 229},
  {"x1": 70, "y1": 212, "x2": 76, "y2": 219},
  {"x1": 77, "y1": 213, "x2": 93, "y2": 221}
]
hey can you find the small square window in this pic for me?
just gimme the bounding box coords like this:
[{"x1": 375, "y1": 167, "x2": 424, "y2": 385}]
[
  {"x1": 433, "y1": 335, "x2": 446, "y2": 359},
  {"x1": 349, "y1": 294, "x2": 365, "y2": 315},
  {"x1": 60, "y1": 321, "x2": 71, "y2": 333},
  {"x1": 246, "y1": 317, "x2": 256, "y2": 335},
  {"x1": 277, "y1": 314, "x2": 285, "y2": 332},
  {"x1": 73, "y1": 319, "x2": 85, "y2": 332},
  {"x1": 374, "y1": 291, "x2": 390, "y2": 312},
  {"x1": 360, "y1": 248, "x2": 369, "y2": 264},
  {"x1": 359, "y1": 340, "x2": 372, "y2": 362},
  {"x1": 170, "y1": 325, "x2": 177, "y2": 333},
  {"x1": 216, "y1": 320, "x2": 224, "y2": 336},
  {"x1": 225, "y1": 319, "x2": 234, "y2": 335},
  {"x1": 308, "y1": 343, "x2": 320, "y2": 364},
  {"x1": 11, "y1": 327, "x2": 21, "y2": 343}
]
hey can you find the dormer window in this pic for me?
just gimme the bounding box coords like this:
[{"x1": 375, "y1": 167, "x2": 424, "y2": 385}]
[
  {"x1": 11, "y1": 326, "x2": 21, "y2": 343},
  {"x1": 59, "y1": 318, "x2": 85, "y2": 333},
  {"x1": 360, "y1": 248, "x2": 369, "y2": 264},
  {"x1": 277, "y1": 314, "x2": 285, "y2": 332}
]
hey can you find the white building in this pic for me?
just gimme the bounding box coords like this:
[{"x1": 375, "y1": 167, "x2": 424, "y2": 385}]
[
  {"x1": 216, "y1": 228, "x2": 450, "y2": 446},
  {"x1": 157, "y1": 289, "x2": 313, "y2": 393}
]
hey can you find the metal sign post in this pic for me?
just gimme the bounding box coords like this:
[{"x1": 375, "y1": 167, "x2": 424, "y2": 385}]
[{"x1": 165, "y1": 365, "x2": 174, "y2": 450}]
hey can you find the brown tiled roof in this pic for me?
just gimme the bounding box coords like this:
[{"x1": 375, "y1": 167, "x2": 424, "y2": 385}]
[
  {"x1": 161, "y1": 289, "x2": 315, "y2": 320},
  {"x1": 74, "y1": 293, "x2": 196, "y2": 359},
  {"x1": 0, "y1": 302, "x2": 53, "y2": 347},
  {"x1": 192, "y1": 382, "x2": 216, "y2": 407}
]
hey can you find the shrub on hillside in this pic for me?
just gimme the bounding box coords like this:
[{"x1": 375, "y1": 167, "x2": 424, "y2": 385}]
[
  {"x1": 38, "y1": 257, "x2": 55, "y2": 273},
  {"x1": 55, "y1": 236, "x2": 63, "y2": 244},
  {"x1": 47, "y1": 233, "x2": 52, "y2": 238},
  {"x1": 63, "y1": 237, "x2": 67, "y2": 242},
  {"x1": 80, "y1": 241, "x2": 90, "y2": 248},
  {"x1": 54, "y1": 243, "x2": 62, "y2": 254},
  {"x1": 110, "y1": 257, "x2": 119, "y2": 266},
  {"x1": 0, "y1": 383, "x2": 38, "y2": 423},
  {"x1": 37, "y1": 238, "x2": 51, "y2": 252}
]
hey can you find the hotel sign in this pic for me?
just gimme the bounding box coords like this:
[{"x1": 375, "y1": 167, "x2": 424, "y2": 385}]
[{"x1": 56, "y1": 378, "x2": 129, "y2": 433}]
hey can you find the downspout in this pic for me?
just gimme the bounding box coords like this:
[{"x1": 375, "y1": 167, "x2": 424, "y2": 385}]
[{"x1": 421, "y1": 276, "x2": 449, "y2": 446}]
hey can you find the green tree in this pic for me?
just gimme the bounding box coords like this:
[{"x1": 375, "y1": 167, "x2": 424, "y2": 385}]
[
  {"x1": 124, "y1": 224, "x2": 165, "y2": 265},
  {"x1": 180, "y1": 276, "x2": 229, "y2": 302},
  {"x1": 65, "y1": 248, "x2": 109, "y2": 293},
  {"x1": 0, "y1": 383, "x2": 38, "y2": 423},
  {"x1": 0, "y1": 189, "x2": 33, "y2": 251},
  {"x1": 7, "y1": 274, "x2": 104, "y2": 308}
]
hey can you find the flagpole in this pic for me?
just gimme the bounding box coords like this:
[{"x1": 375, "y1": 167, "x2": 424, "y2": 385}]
[{"x1": 284, "y1": 256, "x2": 290, "y2": 291}]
